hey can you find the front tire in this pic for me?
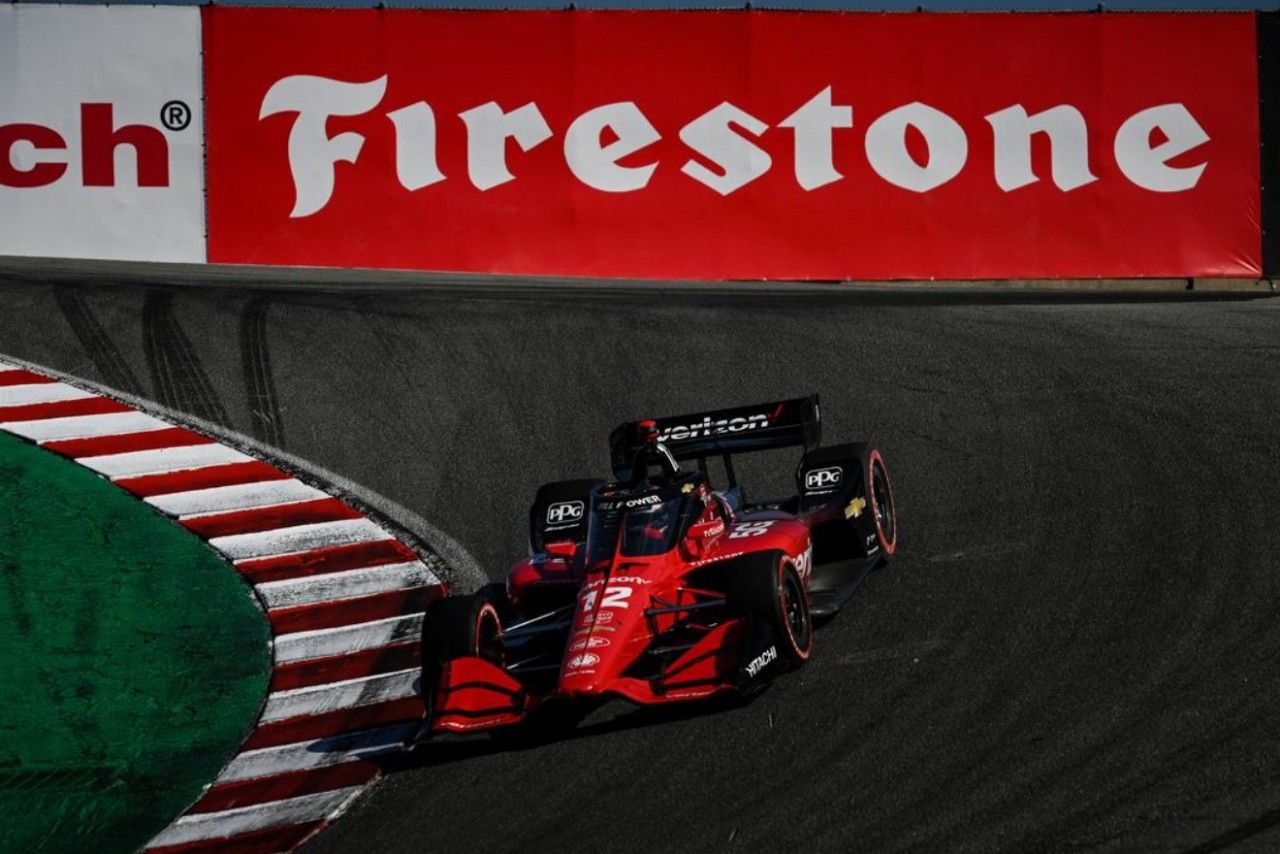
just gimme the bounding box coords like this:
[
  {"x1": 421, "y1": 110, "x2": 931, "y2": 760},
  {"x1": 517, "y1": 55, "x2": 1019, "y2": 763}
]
[
  {"x1": 420, "y1": 593, "x2": 504, "y2": 716},
  {"x1": 729, "y1": 551, "x2": 813, "y2": 668}
]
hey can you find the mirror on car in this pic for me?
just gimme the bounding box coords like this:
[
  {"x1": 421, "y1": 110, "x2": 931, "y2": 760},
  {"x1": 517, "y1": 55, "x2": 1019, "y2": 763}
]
[
  {"x1": 683, "y1": 519, "x2": 724, "y2": 558},
  {"x1": 545, "y1": 540, "x2": 576, "y2": 559}
]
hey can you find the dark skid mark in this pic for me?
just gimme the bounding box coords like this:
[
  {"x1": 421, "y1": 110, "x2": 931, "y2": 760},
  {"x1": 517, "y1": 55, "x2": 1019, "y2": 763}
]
[
  {"x1": 240, "y1": 296, "x2": 286, "y2": 447},
  {"x1": 141, "y1": 290, "x2": 231, "y2": 427},
  {"x1": 1181, "y1": 805, "x2": 1280, "y2": 854},
  {"x1": 52, "y1": 286, "x2": 142, "y2": 394}
]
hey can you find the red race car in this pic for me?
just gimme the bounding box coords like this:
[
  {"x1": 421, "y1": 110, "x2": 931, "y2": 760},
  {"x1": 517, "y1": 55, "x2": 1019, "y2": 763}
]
[{"x1": 416, "y1": 396, "x2": 897, "y2": 741}]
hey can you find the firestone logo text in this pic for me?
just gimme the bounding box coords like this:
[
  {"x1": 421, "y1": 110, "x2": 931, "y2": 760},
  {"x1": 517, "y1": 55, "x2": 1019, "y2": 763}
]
[{"x1": 260, "y1": 74, "x2": 1212, "y2": 218}]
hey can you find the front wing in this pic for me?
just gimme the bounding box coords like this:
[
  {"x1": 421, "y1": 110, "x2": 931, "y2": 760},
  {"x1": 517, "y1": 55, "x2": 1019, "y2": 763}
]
[{"x1": 428, "y1": 616, "x2": 781, "y2": 735}]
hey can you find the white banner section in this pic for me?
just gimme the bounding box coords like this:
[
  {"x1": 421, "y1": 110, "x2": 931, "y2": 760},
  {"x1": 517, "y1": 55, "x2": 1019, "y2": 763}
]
[{"x1": 0, "y1": 6, "x2": 205, "y2": 262}]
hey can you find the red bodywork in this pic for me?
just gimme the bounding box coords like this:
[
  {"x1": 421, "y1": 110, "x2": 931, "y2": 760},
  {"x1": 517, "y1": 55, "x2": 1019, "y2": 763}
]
[{"x1": 430, "y1": 486, "x2": 812, "y2": 734}]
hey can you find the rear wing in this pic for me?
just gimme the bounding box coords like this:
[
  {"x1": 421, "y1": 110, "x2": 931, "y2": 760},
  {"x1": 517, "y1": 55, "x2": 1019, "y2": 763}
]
[{"x1": 609, "y1": 395, "x2": 821, "y2": 481}]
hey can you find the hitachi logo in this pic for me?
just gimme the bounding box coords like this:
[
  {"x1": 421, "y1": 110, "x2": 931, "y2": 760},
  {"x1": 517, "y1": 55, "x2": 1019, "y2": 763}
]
[
  {"x1": 659, "y1": 413, "x2": 769, "y2": 442},
  {"x1": 745, "y1": 645, "x2": 778, "y2": 677}
]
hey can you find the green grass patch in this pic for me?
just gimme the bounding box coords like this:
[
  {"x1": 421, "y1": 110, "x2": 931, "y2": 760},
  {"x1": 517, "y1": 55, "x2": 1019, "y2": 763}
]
[{"x1": 0, "y1": 430, "x2": 270, "y2": 853}]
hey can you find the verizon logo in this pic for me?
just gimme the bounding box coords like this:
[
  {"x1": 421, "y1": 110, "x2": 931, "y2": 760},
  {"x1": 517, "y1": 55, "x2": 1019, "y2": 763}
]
[
  {"x1": 659, "y1": 413, "x2": 769, "y2": 443},
  {"x1": 261, "y1": 75, "x2": 1210, "y2": 218}
]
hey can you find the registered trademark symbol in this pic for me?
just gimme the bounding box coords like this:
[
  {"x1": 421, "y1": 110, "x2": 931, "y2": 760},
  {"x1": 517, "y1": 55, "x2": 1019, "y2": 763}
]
[{"x1": 161, "y1": 100, "x2": 191, "y2": 132}]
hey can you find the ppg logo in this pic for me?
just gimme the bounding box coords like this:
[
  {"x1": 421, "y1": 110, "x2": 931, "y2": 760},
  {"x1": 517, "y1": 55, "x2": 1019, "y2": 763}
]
[
  {"x1": 805, "y1": 466, "x2": 842, "y2": 490},
  {"x1": 546, "y1": 500, "x2": 585, "y2": 525}
]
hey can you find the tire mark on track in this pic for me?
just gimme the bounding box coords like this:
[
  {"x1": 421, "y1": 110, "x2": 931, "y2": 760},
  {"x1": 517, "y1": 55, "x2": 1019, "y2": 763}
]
[
  {"x1": 240, "y1": 297, "x2": 286, "y2": 447},
  {"x1": 52, "y1": 286, "x2": 142, "y2": 394},
  {"x1": 142, "y1": 290, "x2": 231, "y2": 427},
  {"x1": 1182, "y1": 805, "x2": 1280, "y2": 853}
]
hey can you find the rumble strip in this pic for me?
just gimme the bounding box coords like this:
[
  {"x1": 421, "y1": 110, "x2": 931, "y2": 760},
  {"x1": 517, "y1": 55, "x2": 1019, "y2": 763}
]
[{"x1": 0, "y1": 357, "x2": 445, "y2": 853}]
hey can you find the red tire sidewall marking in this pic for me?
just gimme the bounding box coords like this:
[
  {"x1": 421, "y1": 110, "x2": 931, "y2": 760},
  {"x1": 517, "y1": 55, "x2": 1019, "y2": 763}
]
[
  {"x1": 868, "y1": 449, "x2": 898, "y2": 556},
  {"x1": 474, "y1": 602, "x2": 500, "y2": 660},
  {"x1": 777, "y1": 558, "x2": 812, "y2": 662}
]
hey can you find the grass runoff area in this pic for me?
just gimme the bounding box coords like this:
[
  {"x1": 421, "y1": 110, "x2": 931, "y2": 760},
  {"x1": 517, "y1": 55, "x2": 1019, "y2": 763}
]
[{"x1": 0, "y1": 430, "x2": 269, "y2": 853}]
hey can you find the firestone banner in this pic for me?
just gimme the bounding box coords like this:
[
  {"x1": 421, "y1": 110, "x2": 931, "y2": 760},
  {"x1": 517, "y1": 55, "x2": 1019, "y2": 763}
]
[
  {"x1": 0, "y1": 6, "x2": 205, "y2": 262},
  {"x1": 204, "y1": 10, "x2": 1259, "y2": 279}
]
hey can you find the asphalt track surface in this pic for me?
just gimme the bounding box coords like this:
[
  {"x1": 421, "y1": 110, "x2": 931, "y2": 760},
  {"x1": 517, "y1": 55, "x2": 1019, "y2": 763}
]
[{"x1": 1, "y1": 264, "x2": 1278, "y2": 853}]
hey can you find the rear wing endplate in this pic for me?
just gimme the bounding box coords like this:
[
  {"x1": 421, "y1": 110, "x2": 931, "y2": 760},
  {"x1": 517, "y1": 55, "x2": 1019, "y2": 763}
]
[{"x1": 609, "y1": 395, "x2": 821, "y2": 480}]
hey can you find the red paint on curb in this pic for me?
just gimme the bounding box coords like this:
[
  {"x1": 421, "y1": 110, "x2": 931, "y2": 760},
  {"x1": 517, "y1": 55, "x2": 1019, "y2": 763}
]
[
  {"x1": 236, "y1": 539, "x2": 421, "y2": 585},
  {"x1": 43, "y1": 426, "x2": 213, "y2": 459},
  {"x1": 0, "y1": 396, "x2": 131, "y2": 422},
  {"x1": 0, "y1": 369, "x2": 56, "y2": 387},
  {"x1": 118, "y1": 461, "x2": 291, "y2": 497},
  {"x1": 181, "y1": 498, "x2": 364, "y2": 539},
  {"x1": 189, "y1": 764, "x2": 382, "y2": 814}
]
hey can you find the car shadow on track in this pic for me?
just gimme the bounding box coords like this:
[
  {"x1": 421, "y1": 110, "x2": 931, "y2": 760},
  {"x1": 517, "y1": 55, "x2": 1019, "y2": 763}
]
[{"x1": 395, "y1": 692, "x2": 762, "y2": 770}]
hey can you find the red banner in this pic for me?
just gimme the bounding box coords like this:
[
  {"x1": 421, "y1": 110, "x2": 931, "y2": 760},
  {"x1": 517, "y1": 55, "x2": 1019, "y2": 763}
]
[{"x1": 203, "y1": 10, "x2": 1260, "y2": 279}]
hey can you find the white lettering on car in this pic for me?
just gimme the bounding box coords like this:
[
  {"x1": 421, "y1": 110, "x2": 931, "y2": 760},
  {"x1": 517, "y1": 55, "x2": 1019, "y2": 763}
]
[
  {"x1": 580, "y1": 585, "x2": 633, "y2": 613},
  {"x1": 792, "y1": 545, "x2": 813, "y2": 582},
  {"x1": 546, "y1": 500, "x2": 584, "y2": 525},
  {"x1": 805, "y1": 466, "x2": 842, "y2": 490},
  {"x1": 745, "y1": 645, "x2": 778, "y2": 677},
  {"x1": 728, "y1": 520, "x2": 774, "y2": 539}
]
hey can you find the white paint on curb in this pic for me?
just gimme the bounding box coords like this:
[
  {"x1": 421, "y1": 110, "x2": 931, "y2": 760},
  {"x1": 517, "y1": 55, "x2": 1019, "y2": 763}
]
[
  {"x1": 273, "y1": 614, "x2": 424, "y2": 664},
  {"x1": 216, "y1": 723, "x2": 416, "y2": 783},
  {"x1": 78, "y1": 443, "x2": 252, "y2": 479},
  {"x1": 148, "y1": 787, "x2": 364, "y2": 847},
  {"x1": 210, "y1": 518, "x2": 394, "y2": 561},
  {"x1": 0, "y1": 382, "x2": 95, "y2": 406},
  {"x1": 0, "y1": 410, "x2": 170, "y2": 441},
  {"x1": 149, "y1": 479, "x2": 329, "y2": 517},
  {"x1": 257, "y1": 561, "x2": 436, "y2": 609},
  {"x1": 260, "y1": 669, "x2": 419, "y2": 724}
]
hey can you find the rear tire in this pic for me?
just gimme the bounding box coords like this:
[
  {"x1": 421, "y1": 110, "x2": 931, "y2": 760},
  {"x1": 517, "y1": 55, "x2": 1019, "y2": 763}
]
[
  {"x1": 866, "y1": 448, "x2": 898, "y2": 558},
  {"x1": 799, "y1": 442, "x2": 898, "y2": 561},
  {"x1": 729, "y1": 551, "x2": 813, "y2": 666}
]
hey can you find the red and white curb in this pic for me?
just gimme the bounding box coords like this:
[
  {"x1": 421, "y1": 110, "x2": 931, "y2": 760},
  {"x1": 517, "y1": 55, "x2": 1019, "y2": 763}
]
[{"x1": 0, "y1": 358, "x2": 447, "y2": 854}]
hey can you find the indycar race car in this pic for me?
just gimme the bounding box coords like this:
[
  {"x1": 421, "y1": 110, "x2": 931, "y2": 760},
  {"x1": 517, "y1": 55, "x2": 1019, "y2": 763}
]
[{"x1": 417, "y1": 395, "x2": 897, "y2": 739}]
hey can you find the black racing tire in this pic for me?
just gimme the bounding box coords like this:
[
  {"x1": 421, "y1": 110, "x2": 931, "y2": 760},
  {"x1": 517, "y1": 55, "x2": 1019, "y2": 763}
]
[
  {"x1": 865, "y1": 447, "x2": 898, "y2": 558},
  {"x1": 476, "y1": 581, "x2": 516, "y2": 625},
  {"x1": 728, "y1": 550, "x2": 813, "y2": 666},
  {"x1": 420, "y1": 593, "x2": 504, "y2": 714},
  {"x1": 828, "y1": 442, "x2": 899, "y2": 561},
  {"x1": 420, "y1": 590, "x2": 580, "y2": 744}
]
